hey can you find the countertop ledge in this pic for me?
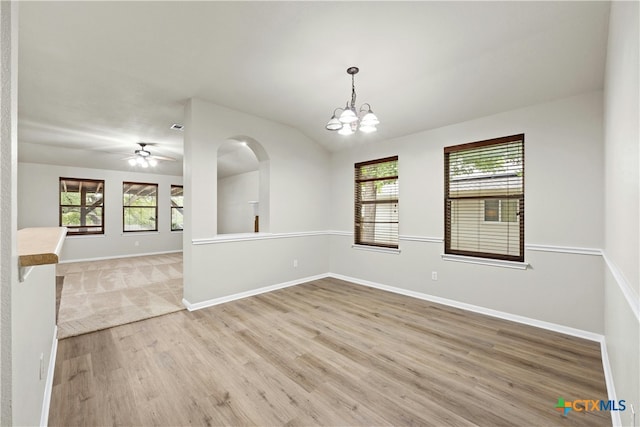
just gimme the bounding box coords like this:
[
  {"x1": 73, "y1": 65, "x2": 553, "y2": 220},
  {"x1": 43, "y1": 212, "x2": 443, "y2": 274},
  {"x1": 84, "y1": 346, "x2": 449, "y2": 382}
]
[{"x1": 18, "y1": 227, "x2": 67, "y2": 267}]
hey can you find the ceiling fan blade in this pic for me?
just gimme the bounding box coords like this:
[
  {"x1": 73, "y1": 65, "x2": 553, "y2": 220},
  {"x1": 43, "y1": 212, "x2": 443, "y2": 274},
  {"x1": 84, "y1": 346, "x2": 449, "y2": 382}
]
[{"x1": 150, "y1": 155, "x2": 176, "y2": 162}]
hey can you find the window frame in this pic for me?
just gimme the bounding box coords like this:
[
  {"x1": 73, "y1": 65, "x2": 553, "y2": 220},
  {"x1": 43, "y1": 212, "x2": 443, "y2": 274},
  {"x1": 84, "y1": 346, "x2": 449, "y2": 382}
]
[
  {"x1": 59, "y1": 177, "x2": 105, "y2": 236},
  {"x1": 444, "y1": 134, "x2": 524, "y2": 262},
  {"x1": 170, "y1": 185, "x2": 184, "y2": 232},
  {"x1": 354, "y1": 156, "x2": 399, "y2": 249},
  {"x1": 122, "y1": 181, "x2": 159, "y2": 233}
]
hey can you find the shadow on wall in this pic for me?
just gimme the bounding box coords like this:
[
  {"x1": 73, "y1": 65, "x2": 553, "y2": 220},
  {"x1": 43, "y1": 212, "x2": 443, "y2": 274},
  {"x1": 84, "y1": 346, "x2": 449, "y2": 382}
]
[{"x1": 217, "y1": 136, "x2": 270, "y2": 234}]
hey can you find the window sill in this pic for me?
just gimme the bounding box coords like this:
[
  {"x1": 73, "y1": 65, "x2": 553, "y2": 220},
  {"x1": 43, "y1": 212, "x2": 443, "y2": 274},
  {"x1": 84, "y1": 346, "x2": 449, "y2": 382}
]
[
  {"x1": 441, "y1": 254, "x2": 528, "y2": 270},
  {"x1": 352, "y1": 244, "x2": 401, "y2": 255},
  {"x1": 121, "y1": 231, "x2": 160, "y2": 236},
  {"x1": 65, "y1": 233, "x2": 105, "y2": 239}
]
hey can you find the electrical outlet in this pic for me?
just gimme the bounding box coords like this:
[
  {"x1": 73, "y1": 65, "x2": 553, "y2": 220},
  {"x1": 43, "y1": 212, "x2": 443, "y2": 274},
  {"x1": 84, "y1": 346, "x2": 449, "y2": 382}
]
[
  {"x1": 39, "y1": 353, "x2": 44, "y2": 380},
  {"x1": 293, "y1": 259, "x2": 298, "y2": 268},
  {"x1": 431, "y1": 271, "x2": 438, "y2": 281}
]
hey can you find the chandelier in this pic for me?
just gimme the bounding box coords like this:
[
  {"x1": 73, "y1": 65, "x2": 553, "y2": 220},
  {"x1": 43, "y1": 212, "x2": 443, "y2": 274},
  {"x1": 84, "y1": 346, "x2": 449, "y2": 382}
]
[{"x1": 325, "y1": 66, "x2": 379, "y2": 135}]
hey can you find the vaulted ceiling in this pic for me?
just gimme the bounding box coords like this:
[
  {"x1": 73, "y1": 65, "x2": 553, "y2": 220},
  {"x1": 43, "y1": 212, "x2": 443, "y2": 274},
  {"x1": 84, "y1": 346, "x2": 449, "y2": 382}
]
[{"x1": 18, "y1": 1, "x2": 610, "y2": 176}]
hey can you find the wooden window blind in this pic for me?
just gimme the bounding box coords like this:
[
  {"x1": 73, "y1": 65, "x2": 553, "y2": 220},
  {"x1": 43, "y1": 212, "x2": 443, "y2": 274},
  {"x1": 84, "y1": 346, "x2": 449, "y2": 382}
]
[
  {"x1": 123, "y1": 182, "x2": 158, "y2": 232},
  {"x1": 355, "y1": 156, "x2": 399, "y2": 249},
  {"x1": 444, "y1": 134, "x2": 524, "y2": 262},
  {"x1": 59, "y1": 178, "x2": 105, "y2": 235}
]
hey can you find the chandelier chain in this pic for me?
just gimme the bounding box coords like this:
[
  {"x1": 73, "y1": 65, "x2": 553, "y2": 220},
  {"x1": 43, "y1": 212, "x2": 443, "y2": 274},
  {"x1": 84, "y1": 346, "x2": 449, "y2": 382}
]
[{"x1": 350, "y1": 73, "x2": 357, "y2": 110}]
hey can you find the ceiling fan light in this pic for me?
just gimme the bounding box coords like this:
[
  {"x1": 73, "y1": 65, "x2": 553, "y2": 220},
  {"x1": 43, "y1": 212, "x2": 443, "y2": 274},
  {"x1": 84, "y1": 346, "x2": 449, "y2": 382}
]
[
  {"x1": 148, "y1": 158, "x2": 158, "y2": 167},
  {"x1": 339, "y1": 108, "x2": 358, "y2": 124},
  {"x1": 140, "y1": 160, "x2": 149, "y2": 168},
  {"x1": 325, "y1": 116, "x2": 342, "y2": 131},
  {"x1": 136, "y1": 156, "x2": 145, "y2": 165},
  {"x1": 359, "y1": 124, "x2": 378, "y2": 133},
  {"x1": 128, "y1": 158, "x2": 137, "y2": 166}
]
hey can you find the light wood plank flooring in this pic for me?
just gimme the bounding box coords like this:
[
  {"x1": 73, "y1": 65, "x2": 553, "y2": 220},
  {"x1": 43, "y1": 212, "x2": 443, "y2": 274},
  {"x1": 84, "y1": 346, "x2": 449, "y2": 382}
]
[{"x1": 49, "y1": 278, "x2": 610, "y2": 426}]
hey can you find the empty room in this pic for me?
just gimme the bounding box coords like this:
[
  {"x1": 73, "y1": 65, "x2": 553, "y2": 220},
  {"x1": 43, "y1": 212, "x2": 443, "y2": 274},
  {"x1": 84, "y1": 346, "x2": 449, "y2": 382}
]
[{"x1": 1, "y1": 1, "x2": 638, "y2": 426}]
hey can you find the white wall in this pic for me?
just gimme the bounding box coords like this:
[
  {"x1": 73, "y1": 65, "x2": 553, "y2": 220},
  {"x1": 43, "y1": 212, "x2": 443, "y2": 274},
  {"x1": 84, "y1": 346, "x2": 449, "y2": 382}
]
[
  {"x1": 603, "y1": 2, "x2": 640, "y2": 425},
  {"x1": 18, "y1": 163, "x2": 183, "y2": 261},
  {"x1": 183, "y1": 98, "x2": 331, "y2": 304},
  {"x1": 217, "y1": 170, "x2": 259, "y2": 234},
  {"x1": 330, "y1": 91, "x2": 605, "y2": 333},
  {"x1": 0, "y1": 1, "x2": 18, "y2": 424},
  {"x1": 12, "y1": 264, "x2": 55, "y2": 427}
]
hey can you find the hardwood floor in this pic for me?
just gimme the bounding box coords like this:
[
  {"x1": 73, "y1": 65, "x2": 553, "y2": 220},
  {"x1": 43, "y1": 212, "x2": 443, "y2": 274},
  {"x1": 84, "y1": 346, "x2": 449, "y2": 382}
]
[{"x1": 49, "y1": 278, "x2": 610, "y2": 426}]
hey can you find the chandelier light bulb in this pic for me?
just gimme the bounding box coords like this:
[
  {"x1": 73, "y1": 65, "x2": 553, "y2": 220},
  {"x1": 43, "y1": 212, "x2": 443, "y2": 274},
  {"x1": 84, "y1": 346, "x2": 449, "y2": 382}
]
[
  {"x1": 339, "y1": 108, "x2": 358, "y2": 124},
  {"x1": 325, "y1": 115, "x2": 343, "y2": 131},
  {"x1": 359, "y1": 125, "x2": 378, "y2": 133},
  {"x1": 338, "y1": 124, "x2": 354, "y2": 136}
]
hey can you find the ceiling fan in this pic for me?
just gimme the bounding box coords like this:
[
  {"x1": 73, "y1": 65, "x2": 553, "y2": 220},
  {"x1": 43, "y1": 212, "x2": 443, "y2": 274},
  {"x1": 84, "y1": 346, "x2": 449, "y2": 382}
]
[{"x1": 125, "y1": 143, "x2": 175, "y2": 168}]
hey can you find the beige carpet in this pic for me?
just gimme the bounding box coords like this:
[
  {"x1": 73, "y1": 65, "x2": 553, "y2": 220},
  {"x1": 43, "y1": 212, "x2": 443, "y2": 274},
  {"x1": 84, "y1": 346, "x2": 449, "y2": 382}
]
[{"x1": 56, "y1": 252, "x2": 184, "y2": 339}]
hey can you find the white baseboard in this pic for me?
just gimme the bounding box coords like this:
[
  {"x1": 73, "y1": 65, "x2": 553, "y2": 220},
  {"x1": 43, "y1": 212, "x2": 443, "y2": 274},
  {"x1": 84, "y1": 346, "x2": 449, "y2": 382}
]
[
  {"x1": 327, "y1": 273, "x2": 605, "y2": 342},
  {"x1": 182, "y1": 273, "x2": 330, "y2": 311},
  {"x1": 600, "y1": 339, "x2": 622, "y2": 427},
  {"x1": 40, "y1": 326, "x2": 58, "y2": 427},
  {"x1": 58, "y1": 249, "x2": 182, "y2": 264}
]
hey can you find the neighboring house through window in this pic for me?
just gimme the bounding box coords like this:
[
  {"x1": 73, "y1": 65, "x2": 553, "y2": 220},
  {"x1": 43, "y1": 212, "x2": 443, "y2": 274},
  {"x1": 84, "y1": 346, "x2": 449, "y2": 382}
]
[
  {"x1": 123, "y1": 182, "x2": 158, "y2": 232},
  {"x1": 354, "y1": 156, "x2": 399, "y2": 249},
  {"x1": 59, "y1": 178, "x2": 105, "y2": 235},
  {"x1": 171, "y1": 185, "x2": 184, "y2": 231},
  {"x1": 444, "y1": 134, "x2": 524, "y2": 262}
]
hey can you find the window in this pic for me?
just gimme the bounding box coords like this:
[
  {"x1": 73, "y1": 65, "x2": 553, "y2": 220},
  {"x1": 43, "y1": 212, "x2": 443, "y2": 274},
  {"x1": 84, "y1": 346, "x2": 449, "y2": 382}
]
[
  {"x1": 59, "y1": 178, "x2": 104, "y2": 235},
  {"x1": 355, "y1": 156, "x2": 399, "y2": 249},
  {"x1": 445, "y1": 134, "x2": 524, "y2": 262},
  {"x1": 484, "y1": 199, "x2": 517, "y2": 222},
  {"x1": 123, "y1": 182, "x2": 158, "y2": 232},
  {"x1": 170, "y1": 185, "x2": 184, "y2": 231}
]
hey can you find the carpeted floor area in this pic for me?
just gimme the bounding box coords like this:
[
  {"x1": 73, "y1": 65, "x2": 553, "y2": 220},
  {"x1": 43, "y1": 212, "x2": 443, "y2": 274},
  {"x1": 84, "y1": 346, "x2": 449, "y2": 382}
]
[{"x1": 56, "y1": 252, "x2": 184, "y2": 339}]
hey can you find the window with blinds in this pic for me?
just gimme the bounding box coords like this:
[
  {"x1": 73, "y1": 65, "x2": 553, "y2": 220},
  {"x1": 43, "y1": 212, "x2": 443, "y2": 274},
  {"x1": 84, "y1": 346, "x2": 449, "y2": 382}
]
[
  {"x1": 355, "y1": 156, "x2": 399, "y2": 249},
  {"x1": 444, "y1": 134, "x2": 524, "y2": 262}
]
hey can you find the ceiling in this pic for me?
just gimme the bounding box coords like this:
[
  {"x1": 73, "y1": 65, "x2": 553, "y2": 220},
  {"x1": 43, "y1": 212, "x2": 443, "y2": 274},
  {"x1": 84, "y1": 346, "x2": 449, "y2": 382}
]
[{"x1": 17, "y1": 1, "x2": 610, "y2": 177}]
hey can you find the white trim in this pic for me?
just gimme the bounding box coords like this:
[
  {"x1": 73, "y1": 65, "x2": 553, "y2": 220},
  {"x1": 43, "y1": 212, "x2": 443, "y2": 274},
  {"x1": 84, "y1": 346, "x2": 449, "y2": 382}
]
[
  {"x1": 182, "y1": 273, "x2": 330, "y2": 311},
  {"x1": 525, "y1": 244, "x2": 602, "y2": 256},
  {"x1": 58, "y1": 249, "x2": 182, "y2": 264},
  {"x1": 326, "y1": 273, "x2": 603, "y2": 342},
  {"x1": 600, "y1": 339, "x2": 622, "y2": 427},
  {"x1": 18, "y1": 265, "x2": 34, "y2": 282},
  {"x1": 192, "y1": 231, "x2": 327, "y2": 245},
  {"x1": 121, "y1": 231, "x2": 160, "y2": 236},
  {"x1": 399, "y1": 235, "x2": 443, "y2": 243},
  {"x1": 351, "y1": 244, "x2": 401, "y2": 254},
  {"x1": 64, "y1": 233, "x2": 105, "y2": 240},
  {"x1": 326, "y1": 230, "x2": 352, "y2": 237},
  {"x1": 40, "y1": 326, "x2": 58, "y2": 427},
  {"x1": 602, "y1": 251, "x2": 640, "y2": 323},
  {"x1": 441, "y1": 253, "x2": 529, "y2": 270}
]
